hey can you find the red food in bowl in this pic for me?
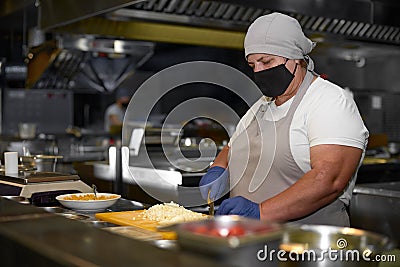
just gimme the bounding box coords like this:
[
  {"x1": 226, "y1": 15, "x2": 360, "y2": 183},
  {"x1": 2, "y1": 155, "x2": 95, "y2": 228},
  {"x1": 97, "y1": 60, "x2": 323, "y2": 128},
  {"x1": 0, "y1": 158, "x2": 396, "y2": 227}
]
[{"x1": 191, "y1": 224, "x2": 248, "y2": 237}]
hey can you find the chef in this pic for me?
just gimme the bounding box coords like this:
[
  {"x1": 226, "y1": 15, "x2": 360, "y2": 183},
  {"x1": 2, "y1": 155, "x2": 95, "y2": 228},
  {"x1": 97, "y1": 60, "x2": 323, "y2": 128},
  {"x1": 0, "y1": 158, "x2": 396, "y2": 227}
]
[
  {"x1": 104, "y1": 87, "x2": 132, "y2": 133},
  {"x1": 199, "y1": 12, "x2": 369, "y2": 226}
]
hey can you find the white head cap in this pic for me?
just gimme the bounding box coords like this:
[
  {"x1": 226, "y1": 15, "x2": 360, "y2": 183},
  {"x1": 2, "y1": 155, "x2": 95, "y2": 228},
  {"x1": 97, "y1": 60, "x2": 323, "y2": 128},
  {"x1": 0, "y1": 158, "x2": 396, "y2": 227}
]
[{"x1": 244, "y1": 12, "x2": 316, "y2": 70}]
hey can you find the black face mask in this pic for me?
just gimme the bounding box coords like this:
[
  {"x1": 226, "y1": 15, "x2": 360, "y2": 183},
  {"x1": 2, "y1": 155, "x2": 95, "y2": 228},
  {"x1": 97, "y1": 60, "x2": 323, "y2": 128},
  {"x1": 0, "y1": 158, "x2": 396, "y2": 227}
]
[
  {"x1": 121, "y1": 102, "x2": 129, "y2": 109},
  {"x1": 254, "y1": 61, "x2": 297, "y2": 97}
]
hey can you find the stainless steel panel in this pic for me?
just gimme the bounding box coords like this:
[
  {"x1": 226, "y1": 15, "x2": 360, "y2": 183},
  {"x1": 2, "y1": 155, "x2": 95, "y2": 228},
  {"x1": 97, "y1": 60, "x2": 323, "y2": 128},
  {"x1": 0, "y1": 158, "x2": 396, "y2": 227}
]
[{"x1": 350, "y1": 182, "x2": 400, "y2": 243}]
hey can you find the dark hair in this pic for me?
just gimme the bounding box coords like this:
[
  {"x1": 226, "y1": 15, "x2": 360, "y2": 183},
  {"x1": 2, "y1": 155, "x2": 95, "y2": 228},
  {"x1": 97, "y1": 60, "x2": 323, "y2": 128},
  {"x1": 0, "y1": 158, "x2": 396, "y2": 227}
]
[
  {"x1": 299, "y1": 59, "x2": 308, "y2": 69},
  {"x1": 116, "y1": 87, "x2": 131, "y2": 99}
]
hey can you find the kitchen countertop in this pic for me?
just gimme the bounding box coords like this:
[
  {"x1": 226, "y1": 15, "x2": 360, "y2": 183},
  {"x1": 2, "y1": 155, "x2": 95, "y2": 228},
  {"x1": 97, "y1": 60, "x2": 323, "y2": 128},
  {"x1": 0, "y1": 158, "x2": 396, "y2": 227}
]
[
  {"x1": 1, "y1": 195, "x2": 398, "y2": 267},
  {"x1": 61, "y1": 152, "x2": 105, "y2": 163},
  {"x1": 0, "y1": 197, "x2": 229, "y2": 267}
]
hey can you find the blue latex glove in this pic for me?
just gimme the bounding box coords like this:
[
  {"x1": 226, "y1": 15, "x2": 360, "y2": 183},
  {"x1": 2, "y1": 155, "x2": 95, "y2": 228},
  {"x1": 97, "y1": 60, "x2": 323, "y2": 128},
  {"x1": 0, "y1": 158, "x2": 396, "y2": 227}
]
[
  {"x1": 216, "y1": 196, "x2": 260, "y2": 219},
  {"x1": 199, "y1": 166, "x2": 229, "y2": 201}
]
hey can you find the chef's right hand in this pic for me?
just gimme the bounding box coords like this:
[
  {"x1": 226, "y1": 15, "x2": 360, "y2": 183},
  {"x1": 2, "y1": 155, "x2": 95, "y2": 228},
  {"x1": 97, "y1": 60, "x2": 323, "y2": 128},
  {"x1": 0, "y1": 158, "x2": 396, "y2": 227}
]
[{"x1": 199, "y1": 166, "x2": 229, "y2": 201}]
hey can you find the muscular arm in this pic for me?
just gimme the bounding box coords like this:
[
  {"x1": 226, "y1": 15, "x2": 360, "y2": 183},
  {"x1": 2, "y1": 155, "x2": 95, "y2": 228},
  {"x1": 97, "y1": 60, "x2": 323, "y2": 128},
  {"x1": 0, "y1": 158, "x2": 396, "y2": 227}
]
[{"x1": 259, "y1": 144, "x2": 363, "y2": 222}]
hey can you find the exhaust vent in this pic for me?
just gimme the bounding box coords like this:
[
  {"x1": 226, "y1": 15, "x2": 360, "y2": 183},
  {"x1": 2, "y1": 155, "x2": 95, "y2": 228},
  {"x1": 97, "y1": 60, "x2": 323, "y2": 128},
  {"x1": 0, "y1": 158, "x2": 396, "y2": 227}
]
[
  {"x1": 107, "y1": 0, "x2": 400, "y2": 45},
  {"x1": 291, "y1": 13, "x2": 400, "y2": 44}
]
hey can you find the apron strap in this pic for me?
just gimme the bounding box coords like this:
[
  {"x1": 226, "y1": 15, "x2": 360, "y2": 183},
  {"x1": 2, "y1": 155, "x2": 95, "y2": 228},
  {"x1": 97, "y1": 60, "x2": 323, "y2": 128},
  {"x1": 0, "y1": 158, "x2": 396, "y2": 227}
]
[{"x1": 286, "y1": 70, "x2": 314, "y2": 118}]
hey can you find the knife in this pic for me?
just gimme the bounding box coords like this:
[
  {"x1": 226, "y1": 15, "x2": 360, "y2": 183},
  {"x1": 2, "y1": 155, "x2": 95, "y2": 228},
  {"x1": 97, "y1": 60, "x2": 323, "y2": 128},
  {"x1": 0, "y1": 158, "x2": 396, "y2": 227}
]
[{"x1": 207, "y1": 190, "x2": 214, "y2": 216}]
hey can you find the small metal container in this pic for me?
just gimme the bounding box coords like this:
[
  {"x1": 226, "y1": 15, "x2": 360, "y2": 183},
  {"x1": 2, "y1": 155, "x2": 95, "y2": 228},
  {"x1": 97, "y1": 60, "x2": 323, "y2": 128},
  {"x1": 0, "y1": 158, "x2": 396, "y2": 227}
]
[
  {"x1": 150, "y1": 239, "x2": 177, "y2": 251},
  {"x1": 37, "y1": 206, "x2": 69, "y2": 213},
  {"x1": 0, "y1": 165, "x2": 35, "y2": 174},
  {"x1": 60, "y1": 213, "x2": 90, "y2": 221},
  {"x1": 105, "y1": 226, "x2": 163, "y2": 241},
  {"x1": 177, "y1": 215, "x2": 284, "y2": 252},
  {"x1": 20, "y1": 155, "x2": 63, "y2": 172},
  {"x1": 2, "y1": 196, "x2": 30, "y2": 204},
  {"x1": 177, "y1": 215, "x2": 284, "y2": 267},
  {"x1": 36, "y1": 206, "x2": 90, "y2": 221},
  {"x1": 83, "y1": 220, "x2": 117, "y2": 228}
]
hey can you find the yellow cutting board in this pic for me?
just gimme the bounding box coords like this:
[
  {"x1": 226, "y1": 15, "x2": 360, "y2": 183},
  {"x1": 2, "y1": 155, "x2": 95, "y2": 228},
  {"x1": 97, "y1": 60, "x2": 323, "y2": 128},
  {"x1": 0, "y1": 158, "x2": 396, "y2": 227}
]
[{"x1": 95, "y1": 210, "x2": 177, "y2": 240}]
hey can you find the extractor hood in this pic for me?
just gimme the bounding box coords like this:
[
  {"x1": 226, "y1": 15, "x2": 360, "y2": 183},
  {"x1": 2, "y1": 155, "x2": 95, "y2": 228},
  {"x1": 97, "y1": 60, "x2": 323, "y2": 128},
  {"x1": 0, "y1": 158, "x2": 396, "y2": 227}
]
[
  {"x1": 26, "y1": 36, "x2": 154, "y2": 91},
  {"x1": 39, "y1": 0, "x2": 400, "y2": 46},
  {"x1": 4, "y1": 0, "x2": 399, "y2": 91}
]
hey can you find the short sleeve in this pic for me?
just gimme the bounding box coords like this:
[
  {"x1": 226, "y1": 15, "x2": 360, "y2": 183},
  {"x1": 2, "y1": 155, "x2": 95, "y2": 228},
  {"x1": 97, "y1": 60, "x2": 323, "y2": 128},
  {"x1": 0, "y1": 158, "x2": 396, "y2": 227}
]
[{"x1": 306, "y1": 83, "x2": 369, "y2": 149}]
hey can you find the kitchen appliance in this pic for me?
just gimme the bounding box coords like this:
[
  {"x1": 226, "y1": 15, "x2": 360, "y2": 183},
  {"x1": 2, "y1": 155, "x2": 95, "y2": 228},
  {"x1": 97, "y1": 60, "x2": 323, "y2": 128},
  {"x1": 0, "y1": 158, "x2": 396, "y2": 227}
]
[{"x1": 0, "y1": 171, "x2": 92, "y2": 206}]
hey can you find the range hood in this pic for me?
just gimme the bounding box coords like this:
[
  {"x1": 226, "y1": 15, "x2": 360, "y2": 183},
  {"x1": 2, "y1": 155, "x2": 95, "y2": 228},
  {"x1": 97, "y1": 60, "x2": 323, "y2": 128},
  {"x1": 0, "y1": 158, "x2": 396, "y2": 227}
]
[
  {"x1": 39, "y1": 0, "x2": 400, "y2": 46},
  {"x1": 27, "y1": 36, "x2": 154, "y2": 91},
  {"x1": 4, "y1": 0, "x2": 399, "y2": 91}
]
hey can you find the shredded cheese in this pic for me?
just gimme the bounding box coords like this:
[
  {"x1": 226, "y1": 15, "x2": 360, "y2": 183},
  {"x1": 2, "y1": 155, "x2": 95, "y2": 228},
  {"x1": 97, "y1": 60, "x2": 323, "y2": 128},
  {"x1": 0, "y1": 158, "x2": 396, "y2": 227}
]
[{"x1": 142, "y1": 202, "x2": 206, "y2": 225}]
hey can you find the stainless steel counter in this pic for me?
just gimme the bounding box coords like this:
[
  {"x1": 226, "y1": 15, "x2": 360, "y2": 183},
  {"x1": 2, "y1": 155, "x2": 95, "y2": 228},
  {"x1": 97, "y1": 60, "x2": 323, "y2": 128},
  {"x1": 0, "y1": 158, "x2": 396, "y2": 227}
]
[{"x1": 0, "y1": 197, "x2": 228, "y2": 267}]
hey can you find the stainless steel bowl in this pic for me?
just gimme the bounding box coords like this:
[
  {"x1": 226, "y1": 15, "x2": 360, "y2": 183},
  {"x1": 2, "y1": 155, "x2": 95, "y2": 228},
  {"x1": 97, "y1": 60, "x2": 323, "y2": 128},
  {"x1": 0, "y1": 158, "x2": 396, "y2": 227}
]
[
  {"x1": 276, "y1": 224, "x2": 395, "y2": 267},
  {"x1": 283, "y1": 224, "x2": 394, "y2": 250}
]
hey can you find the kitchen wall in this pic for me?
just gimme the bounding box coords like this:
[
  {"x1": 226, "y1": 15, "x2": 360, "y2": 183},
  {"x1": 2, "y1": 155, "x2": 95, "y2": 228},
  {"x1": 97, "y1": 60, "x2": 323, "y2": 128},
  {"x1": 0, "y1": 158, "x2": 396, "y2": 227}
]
[
  {"x1": 1, "y1": 19, "x2": 400, "y2": 141},
  {"x1": 64, "y1": 43, "x2": 253, "y2": 132},
  {"x1": 312, "y1": 42, "x2": 400, "y2": 141},
  {"x1": 97, "y1": 41, "x2": 400, "y2": 142}
]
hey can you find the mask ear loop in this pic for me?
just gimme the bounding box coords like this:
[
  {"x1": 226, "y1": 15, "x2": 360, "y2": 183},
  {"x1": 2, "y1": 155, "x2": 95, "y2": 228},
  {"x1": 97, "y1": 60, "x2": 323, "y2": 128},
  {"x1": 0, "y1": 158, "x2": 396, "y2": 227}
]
[
  {"x1": 284, "y1": 58, "x2": 290, "y2": 66},
  {"x1": 292, "y1": 62, "x2": 298, "y2": 75},
  {"x1": 285, "y1": 58, "x2": 298, "y2": 76},
  {"x1": 304, "y1": 55, "x2": 319, "y2": 77}
]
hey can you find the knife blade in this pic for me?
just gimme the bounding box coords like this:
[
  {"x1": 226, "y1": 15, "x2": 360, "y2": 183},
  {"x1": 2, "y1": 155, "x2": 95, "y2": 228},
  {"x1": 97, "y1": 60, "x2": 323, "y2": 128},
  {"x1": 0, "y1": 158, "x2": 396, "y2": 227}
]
[{"x1": 207, "y1": 190, "x2": 214, "y2": 216}]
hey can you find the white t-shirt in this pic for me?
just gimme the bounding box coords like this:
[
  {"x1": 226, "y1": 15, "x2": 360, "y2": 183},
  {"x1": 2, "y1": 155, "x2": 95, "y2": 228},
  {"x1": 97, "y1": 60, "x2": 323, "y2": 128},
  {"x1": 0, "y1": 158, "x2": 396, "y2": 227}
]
[
  {"x1": 229, "y1": 77, "x2": 369, "y2": 205},
  {"x1": 104, "y1": 103, "x2": 125, "y2": 131}
]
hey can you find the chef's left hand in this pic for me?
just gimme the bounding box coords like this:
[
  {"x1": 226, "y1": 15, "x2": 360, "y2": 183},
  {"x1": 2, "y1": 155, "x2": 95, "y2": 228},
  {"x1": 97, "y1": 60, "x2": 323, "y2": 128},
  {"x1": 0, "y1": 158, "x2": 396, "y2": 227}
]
[{"x1": 216, "y1": 196, "x2": 260, "y2": 219}]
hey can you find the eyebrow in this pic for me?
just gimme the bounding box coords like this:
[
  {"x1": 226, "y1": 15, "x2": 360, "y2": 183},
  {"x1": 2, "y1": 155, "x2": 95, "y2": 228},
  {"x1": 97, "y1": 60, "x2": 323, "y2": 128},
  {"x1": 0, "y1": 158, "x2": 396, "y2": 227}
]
[{"x1": 247, "y1": 55, "x2": 271, "y2": 64}]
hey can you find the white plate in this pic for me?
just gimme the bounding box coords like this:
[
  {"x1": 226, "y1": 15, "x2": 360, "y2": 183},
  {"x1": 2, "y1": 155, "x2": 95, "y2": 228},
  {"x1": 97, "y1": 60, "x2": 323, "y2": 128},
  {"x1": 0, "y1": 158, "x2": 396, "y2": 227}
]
[{"x1": 56, "y1": 193, "x2": 121, "y2": 211}]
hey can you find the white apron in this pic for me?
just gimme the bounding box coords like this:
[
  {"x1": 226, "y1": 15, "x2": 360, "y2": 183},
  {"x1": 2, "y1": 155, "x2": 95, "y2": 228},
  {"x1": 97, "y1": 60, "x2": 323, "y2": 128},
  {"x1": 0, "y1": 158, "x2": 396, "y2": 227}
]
[{"x1": 228, "y1": 71, "x2": 349, "y2": 226}]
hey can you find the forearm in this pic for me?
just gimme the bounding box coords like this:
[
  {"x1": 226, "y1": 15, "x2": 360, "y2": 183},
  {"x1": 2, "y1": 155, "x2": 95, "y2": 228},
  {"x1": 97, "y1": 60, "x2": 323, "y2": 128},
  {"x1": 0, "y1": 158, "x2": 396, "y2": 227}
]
[{"x1": 211, "y1": 145, "x2": 229, "y2": 169}]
